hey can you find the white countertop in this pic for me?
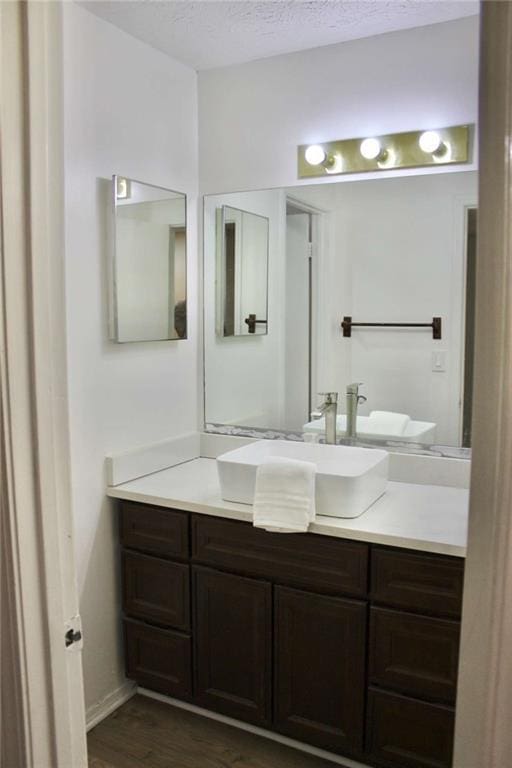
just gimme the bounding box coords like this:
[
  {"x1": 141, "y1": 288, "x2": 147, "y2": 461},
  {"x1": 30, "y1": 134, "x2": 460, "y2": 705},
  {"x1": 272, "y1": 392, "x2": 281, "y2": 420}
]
[{"x1": 107, "y1": 458, "x2": 469, "y2": 557}]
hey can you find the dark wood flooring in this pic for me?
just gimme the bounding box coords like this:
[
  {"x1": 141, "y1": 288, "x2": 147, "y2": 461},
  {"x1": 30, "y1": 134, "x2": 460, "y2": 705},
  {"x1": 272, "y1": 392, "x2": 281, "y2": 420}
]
[{"x1": 87, "y1": 694, "x2": 339, "y2": 768}]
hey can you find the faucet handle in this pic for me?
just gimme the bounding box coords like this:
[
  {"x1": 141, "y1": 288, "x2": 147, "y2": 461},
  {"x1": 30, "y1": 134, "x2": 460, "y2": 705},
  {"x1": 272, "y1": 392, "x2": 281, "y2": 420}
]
[
  {"x1": 318, "y1": 392, "x2": 338, "y2": 404},
  {"x1": 346, "y1": 382, "x2": 363, "y2": 395}
]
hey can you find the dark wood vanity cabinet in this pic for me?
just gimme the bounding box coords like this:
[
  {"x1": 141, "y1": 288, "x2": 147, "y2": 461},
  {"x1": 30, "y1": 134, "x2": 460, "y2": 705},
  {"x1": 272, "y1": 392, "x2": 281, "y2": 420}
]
[{"x1": 119, "y1": 502, "x2": 464, "y2": 768}]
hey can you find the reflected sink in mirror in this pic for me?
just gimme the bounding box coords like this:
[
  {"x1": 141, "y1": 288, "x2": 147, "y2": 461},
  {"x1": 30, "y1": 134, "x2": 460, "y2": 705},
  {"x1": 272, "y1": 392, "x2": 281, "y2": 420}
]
[
  {"x1": 217, "y1": 440, "x2": 389, "y2": 519},
  {"x1": 303, "y1": 412, "x2": 436, "y2": 443}
]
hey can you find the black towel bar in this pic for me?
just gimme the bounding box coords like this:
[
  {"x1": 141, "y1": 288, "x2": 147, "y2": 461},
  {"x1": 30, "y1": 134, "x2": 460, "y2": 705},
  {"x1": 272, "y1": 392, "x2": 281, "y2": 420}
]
[{"x1": 341, "y1": 316, "x2": 442, "y2": 340}]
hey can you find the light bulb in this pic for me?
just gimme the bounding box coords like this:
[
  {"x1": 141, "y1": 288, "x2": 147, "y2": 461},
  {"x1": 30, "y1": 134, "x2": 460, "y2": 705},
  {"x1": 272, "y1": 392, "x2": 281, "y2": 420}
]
[
  {"x1": 304, "y1": 145, "x2": 326, "y2": 166},
  {"x1": 360, "y1": 138, "x2": 383, "y2": 160},
  {"x1": 419, "y1": 131, "x2": 443, "y2": 154}
]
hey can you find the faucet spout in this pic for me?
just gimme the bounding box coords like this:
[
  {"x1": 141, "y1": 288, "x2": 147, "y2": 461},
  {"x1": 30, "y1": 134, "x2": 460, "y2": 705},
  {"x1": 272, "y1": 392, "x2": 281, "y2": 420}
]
[
  {"x1": 346, "y1": 383, "x2": 366, "y2": 439},
  {"x1": 317, "y1": 392, "x2": 338, "y2": 445}
]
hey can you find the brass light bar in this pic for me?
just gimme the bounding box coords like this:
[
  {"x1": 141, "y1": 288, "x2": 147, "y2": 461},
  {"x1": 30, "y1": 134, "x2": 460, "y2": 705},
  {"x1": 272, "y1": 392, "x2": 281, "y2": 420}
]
[{"x1": 297, "y1": 125, "x2": 471, "y2": 179}]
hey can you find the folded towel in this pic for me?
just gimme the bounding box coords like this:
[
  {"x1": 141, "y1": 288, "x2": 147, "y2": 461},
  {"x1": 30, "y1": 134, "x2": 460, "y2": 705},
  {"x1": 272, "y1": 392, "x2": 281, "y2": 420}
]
[
  {"x1": 253, "y1": 456, "x2": 316, "y2": 533},
  {"x1": 367, "y1": 410, "x2": 410, "y2": 436}
]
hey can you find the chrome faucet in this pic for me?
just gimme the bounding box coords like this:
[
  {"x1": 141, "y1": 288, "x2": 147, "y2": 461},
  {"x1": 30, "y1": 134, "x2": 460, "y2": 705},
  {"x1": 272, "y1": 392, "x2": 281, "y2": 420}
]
[
  {"x1": 346, "y1": 383, "x2": 367, "y2": 439},
  {"x1": 317, "y1": 392, "x2": 338, "y2": 445}
]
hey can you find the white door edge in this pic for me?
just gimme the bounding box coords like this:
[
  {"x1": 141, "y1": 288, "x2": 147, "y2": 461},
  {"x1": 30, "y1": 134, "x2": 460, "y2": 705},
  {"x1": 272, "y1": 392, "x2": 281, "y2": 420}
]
[{"x1": 0, "y1": 2, "x2": 87, "y2": 766}]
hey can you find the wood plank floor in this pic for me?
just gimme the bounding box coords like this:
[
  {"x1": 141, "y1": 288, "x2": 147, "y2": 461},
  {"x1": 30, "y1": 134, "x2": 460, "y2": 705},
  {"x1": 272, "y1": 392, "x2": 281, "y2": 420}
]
[{"x1": 88, "y1": 695, "x2": 338, "y2": 768}]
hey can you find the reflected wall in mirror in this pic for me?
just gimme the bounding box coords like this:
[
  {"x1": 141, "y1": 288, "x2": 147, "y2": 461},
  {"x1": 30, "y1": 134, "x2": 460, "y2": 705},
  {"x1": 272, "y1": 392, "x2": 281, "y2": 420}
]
[
  {"x1": 216, "y1": 205, "x2": 269, "y2": 336},
  {"x1": 204, "y1": 171, "x2": 477, "y2": 449},
  {"x1": 110, "y1": 176, "x2": 187, "y2": 343}
]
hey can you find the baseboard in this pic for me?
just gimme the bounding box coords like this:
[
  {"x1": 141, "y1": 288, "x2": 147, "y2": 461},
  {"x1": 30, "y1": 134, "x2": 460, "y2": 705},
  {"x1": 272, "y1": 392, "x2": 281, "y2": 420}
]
[
  {"x1": 138, "y1": 687, "x2": 370, "y2": 768},
  {"x1": 86, "y1": 680, "x2": 137, "y2": 732}
]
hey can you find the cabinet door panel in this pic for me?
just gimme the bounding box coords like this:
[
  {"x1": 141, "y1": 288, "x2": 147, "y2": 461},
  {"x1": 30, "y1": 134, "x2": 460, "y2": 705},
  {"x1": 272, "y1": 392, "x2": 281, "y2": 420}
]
[
  {"x1": 369, "y1": 607, "x2": 460, "y2": 703},
  {"x1": 366, "y1": 688, "x2": 455, "y2": 768},
  {"x1": 122, "y1": 550, "x2": 190, "y2": 631},
  {"x1": 274, "y1": 585, "x2": 366, "y2": 755},
  {"x1": 193, "y1": 566, "x2": 271, "y2": 726},
  {"x1": 124, "y1": 619, "x2": 192, "y2": 699}
]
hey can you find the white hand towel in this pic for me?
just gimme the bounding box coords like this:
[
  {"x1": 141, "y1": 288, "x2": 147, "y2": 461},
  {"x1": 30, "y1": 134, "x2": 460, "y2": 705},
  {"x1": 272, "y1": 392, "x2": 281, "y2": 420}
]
[
  {"x1": 367, "y1": 410, "x2": 410, "y2": 436},
  {"x1": 253, "y1": 456, "x2": 316, "y2": 533}
]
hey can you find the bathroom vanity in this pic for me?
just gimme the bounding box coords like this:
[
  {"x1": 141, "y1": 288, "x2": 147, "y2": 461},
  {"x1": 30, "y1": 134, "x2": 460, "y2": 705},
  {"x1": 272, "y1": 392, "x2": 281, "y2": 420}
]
[{"x1": 109, "y1": 458, "x2": 467, "y2": 768}]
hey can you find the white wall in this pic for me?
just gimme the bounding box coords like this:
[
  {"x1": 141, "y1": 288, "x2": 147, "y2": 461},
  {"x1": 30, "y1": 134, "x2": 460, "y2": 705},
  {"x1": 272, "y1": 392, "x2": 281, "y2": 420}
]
[
  {"x1": 198, "y1": 16, "x2": 479, "y2": 194},
  {"x1": 204, "y1": 190, "x2": 286, "y2": 427},
  {"x1": 63, "y1": 3, "x2": 198, "y2": 715}
]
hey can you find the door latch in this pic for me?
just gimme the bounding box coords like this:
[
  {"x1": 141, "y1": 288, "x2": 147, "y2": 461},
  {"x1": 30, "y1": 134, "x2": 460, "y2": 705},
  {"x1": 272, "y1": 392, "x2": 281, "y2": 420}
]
[
  {"x1": 64, "y1": 615, "x2": 83, "y2": 650},
  {"x1": 65, "y1": 629, "x2": 82, "y2": 647}
]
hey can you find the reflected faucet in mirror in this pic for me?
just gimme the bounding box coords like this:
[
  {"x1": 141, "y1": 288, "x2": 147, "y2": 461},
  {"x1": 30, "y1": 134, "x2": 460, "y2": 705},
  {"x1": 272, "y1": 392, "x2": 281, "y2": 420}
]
[
  {"x1": 317, "y1": 392, "x2": 338, "y2": 445},
  {"x1": 346, "y1": 383, "x2": 367, "y2": 439}
]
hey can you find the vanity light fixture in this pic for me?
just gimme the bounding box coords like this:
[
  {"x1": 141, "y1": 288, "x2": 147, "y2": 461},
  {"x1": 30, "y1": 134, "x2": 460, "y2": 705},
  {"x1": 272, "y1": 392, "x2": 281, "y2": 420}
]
[{"x1": 297, "y1": 124, "x2": 471, "y2": 179}]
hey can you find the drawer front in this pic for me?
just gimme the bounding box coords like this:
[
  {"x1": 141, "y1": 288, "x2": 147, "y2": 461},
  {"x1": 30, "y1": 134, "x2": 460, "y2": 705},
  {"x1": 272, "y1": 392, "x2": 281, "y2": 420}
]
[
  {"x1": 120, "y1": 502, "x2": 189, "y2": 560},
  {"x1": 124, "y1": 619, "x2": 192, "y2": 699},
  {"x1": 369, "y1": 607, "x2": 460, "y2": 703},
  {"x1": 122, "y1": 551, "x2": 190, "y2": 631},
  {"x1": 371, "y1": 548, "x2": 464, "y2": 617},
  {"x1": 366, "y1": 688, "x2": 455, "y2": 768},
  {"x1": 192, "y1": 515, "x2": 368, "y2": 596}
]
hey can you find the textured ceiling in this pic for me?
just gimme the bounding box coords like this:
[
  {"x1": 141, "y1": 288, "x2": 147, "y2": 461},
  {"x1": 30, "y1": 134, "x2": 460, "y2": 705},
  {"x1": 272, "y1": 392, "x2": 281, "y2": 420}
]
[{"x1": 80, "y1": 0, "x2": 479, "y2": 71}]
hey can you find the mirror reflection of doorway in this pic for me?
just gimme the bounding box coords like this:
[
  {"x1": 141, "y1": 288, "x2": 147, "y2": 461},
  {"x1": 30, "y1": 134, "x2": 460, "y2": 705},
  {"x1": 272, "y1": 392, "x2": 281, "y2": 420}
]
[
  {"x1": 284, "y1": 199, "x2": 321, "y2": 430},
  {"x1": 462, "y1": 207, "x2": 477, "y2": 448}
]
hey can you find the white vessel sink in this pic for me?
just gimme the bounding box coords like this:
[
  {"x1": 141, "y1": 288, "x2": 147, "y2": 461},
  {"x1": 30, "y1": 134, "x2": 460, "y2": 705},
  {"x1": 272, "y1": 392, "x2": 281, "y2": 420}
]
[
  {"x1": 217, "y1": 440, "x2": 389, "y2": 519},
  {"x1": 303, "y1": 414, "x2": 436, "y2": 443}
]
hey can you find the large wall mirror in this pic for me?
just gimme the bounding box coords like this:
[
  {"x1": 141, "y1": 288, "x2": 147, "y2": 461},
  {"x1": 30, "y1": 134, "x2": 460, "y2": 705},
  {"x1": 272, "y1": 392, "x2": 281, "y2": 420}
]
[
  {"x1": 110, "y1": 176, "x2": 187, "y2": 343},
  {"x1": 204, "y1": 171, "x2": 477, "y2": 452}
]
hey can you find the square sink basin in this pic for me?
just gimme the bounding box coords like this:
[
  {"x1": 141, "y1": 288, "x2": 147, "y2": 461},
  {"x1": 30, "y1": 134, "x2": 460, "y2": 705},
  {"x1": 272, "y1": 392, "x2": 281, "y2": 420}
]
[{"x1": 217, "y1": 440, "x2": 389, "y2": 519}]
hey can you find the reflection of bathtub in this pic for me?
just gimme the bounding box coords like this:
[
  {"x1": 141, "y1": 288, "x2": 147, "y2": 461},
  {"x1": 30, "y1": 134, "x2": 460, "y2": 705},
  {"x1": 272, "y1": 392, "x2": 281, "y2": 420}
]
[{"x1": 303, "y1": 414, "x2": 437, "y2": 443}]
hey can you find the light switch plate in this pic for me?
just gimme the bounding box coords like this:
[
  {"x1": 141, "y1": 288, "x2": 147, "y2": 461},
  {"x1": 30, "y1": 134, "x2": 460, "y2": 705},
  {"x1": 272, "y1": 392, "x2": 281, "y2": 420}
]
[{"x1": 432, "y1": 350, "x2": 447, "y2": 372}]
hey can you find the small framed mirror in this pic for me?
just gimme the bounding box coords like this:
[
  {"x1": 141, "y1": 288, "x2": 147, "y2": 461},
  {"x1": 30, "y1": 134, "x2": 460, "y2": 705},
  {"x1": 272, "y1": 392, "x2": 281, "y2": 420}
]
[
  {"x1": 110, "y1": 176, "x2": 187, "y2": 343},
  {"x1": 216, "y1": 205, "x2": 269, "y2": 337}
]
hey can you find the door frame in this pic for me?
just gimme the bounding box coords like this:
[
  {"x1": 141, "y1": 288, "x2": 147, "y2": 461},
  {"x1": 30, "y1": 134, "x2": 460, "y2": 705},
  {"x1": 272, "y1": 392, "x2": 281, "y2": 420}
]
[
  {"x1": 0, "y1": 2, "x2": 87, "y2": 766},
  {"x1": 454, "y1": 2, "x2": 512, "y2": 766},
  {"x1": 285, "y1": 195, "x2": 325, "y2": 421}
]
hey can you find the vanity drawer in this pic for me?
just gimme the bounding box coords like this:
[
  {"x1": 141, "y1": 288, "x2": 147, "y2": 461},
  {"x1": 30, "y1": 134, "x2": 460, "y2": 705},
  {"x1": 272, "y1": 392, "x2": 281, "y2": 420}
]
[
  {"x1": 122, "y1": 551, "x2": 190, "y2": 631},
  {"x1": 369, "y1": 607, "x2": 460, "y2": 703},
  {"x1": 366, "y1": 688, "x2": 455, "y2": 768},
  {"x1": 371, "y1": 547, "x2": 464, "y2": 618},
  {"x1": 124, "y1": 618, "x2": 192, "y2": 699},
  {"x1": 191, "y1": 514, "x2": 368, "y2": 596},
  {"x1": 120, "y1": 501, "x2": 189, "y2": 560}
]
